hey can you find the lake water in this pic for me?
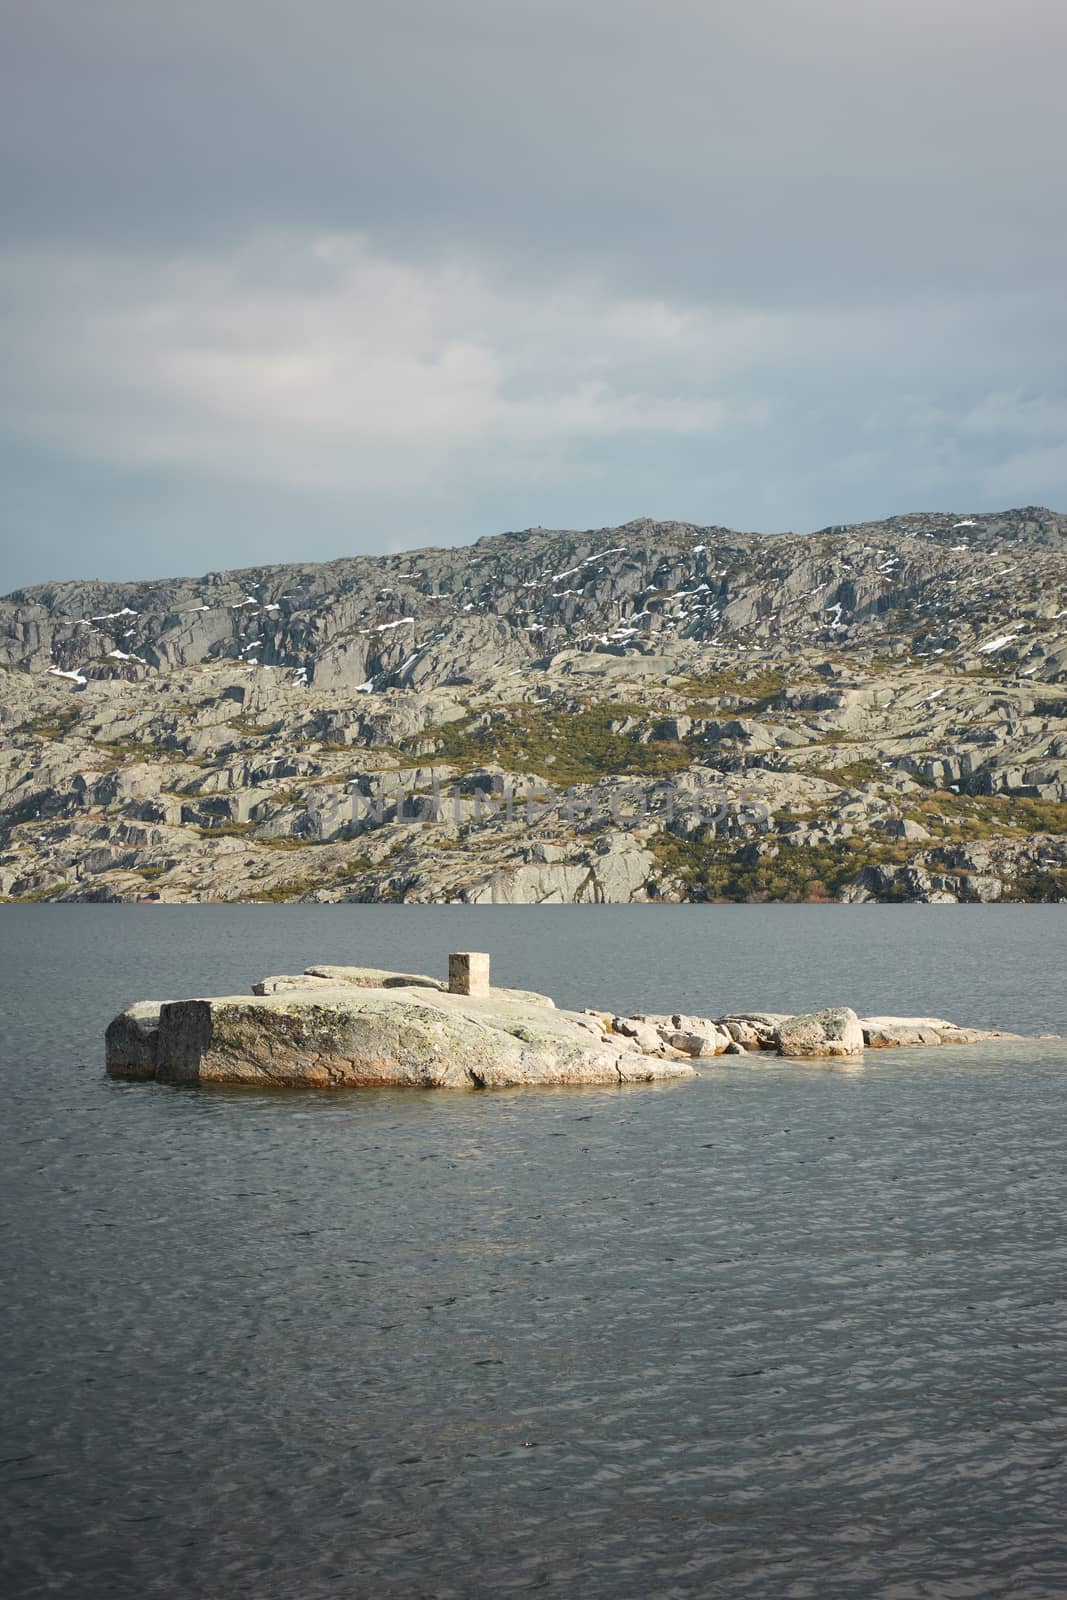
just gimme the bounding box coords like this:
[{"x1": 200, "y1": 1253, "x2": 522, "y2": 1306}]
[{"x1": 2, "y1": 905, "x2": 1066, "y2": 1598}]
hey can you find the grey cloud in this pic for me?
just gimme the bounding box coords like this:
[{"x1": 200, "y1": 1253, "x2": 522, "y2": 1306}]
[
  {"x1": 1, "y1": 0, "x2": 1065, "y2": 587},
  {"x1": 5, "y1": 1, "x2": 1066, "y2": 293}
]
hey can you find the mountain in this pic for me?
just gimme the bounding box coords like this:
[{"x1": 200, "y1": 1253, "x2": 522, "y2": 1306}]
[{"x1": 2, "y1": 506, "x2": 1066, "y2": 903}]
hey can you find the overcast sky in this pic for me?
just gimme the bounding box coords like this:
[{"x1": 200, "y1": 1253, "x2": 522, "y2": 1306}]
[{"x1": 2, "y1": 0, "x2": 1066, "y2": 588}]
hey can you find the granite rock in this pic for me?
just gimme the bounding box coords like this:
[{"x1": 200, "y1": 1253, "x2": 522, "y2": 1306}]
[
  {"x1": 777, "y1": 1007, "x2": 865, "y2": 1059},
  {"x1": 104, "y1": 1001, "x2": 164, "y2": 1080},
  {"x1": 144, "y1": 986, "x2": 693, "y2": 1089}
]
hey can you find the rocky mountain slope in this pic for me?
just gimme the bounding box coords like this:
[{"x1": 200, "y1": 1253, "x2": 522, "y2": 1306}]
[{"x1": 2, "y1": 506, "x2": 1066, "y2": 903}]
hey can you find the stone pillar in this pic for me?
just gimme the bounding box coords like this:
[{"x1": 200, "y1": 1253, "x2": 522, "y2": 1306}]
[{"x1": 449, "y1": 951, "x2": 490, "y2": 996}]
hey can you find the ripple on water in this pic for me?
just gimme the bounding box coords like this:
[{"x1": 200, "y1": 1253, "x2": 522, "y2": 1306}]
[{"x1": 2, "y1": 908, "x2": 1067, "y2": 1597}]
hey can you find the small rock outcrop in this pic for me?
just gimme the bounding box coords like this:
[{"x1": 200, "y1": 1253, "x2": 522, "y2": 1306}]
[
  {"x1": 106, "y1": 953, "x2": 1038, "y2": 1090},
  {"x1": 860, "y1": 1015, "x2": 1018, "y2": 1048}
]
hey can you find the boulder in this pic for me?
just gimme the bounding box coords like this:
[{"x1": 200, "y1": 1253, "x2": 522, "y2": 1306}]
[
  {"x1": 875, "y1": 817, "x2": 932, "y2": 842},
  {"x1": 612, "y1": 1016, "x2": 670, "y2": 1056},
  {"x1": 668, "y1": 1015, "x2": 733, "y2": 1056},
  {"x1": 625, "y1": 1013, "x2": 733, "y2": 1056},
  {"x1": 668, "y1": 1031, "x2": 717, "y2": 1057},
  {"x1": 777, "y1": 1006, "x2": 865, "y2": 1059},
  {"x1": 717, "y1": 1012, "x2": 791, "y2": 1051},
  {"x1": 302, "y1": 964, "x2": 444, "y2": 990},
  {"x1": 131, "y1": 986, "x2": 696, "y2": 1089},
  {"x1": 105, "y1": 1001, "x2": 163, "y2": 1079}
]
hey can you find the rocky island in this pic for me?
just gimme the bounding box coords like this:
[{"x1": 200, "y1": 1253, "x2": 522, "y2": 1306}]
[
  {"x1": 105, "y1": 950, "x2": 1026, "y2": 1088},
  {"x1": 5, "y1": 504, "x2": 1067, "y2": 905}
]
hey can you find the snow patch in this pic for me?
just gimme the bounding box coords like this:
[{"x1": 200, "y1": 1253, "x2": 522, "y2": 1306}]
[{"x1": 978, "y1": 631, "x2": 1023, "y2": 654}]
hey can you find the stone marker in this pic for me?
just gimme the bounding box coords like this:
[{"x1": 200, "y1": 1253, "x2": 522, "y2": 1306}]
[{"x1": 449, "y1": 951, "x2": 490, "y2": 996}]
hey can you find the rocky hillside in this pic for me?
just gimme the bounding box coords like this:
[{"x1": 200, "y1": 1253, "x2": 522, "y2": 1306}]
[{"x1": 2, "y1": 506, "x2": 1067, "y2": 903}]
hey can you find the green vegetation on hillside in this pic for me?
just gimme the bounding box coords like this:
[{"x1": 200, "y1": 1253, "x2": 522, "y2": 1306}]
[
  {"x1": 909, "y1": 789, "x2": 1067, "y2": 840},
  {"x1": 680, "y1": 667, "x2": 787, "y2": 713},
  {"x1": 410, "y1": 704, "x2": 696, "y2": 786},
  {"x1": 24, "y1": 706, "x2": 81, "y2": 741},
  {"x1": 649, "y1": 834, "x2": 913, "y2": 903}
]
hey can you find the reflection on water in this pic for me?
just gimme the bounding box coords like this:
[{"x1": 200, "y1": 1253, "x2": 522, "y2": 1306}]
[{"x1": 1, "y1": 906, "x2": 1066, "y2": 1598}]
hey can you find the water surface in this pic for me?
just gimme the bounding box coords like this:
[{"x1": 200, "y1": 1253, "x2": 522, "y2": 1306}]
[{"x1": 2, "y1": 906, "x2": 1066, "y2": 1598}]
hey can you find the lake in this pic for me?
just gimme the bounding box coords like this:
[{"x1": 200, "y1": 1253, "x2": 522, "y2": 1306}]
[{"x1": 2, "y1": 905, "x2": 1066, "y2": 1598}]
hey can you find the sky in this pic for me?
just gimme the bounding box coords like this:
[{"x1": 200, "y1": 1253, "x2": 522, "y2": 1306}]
[{"x1": 2, "y1": 0, "x2": 1066, "y2": 590}]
